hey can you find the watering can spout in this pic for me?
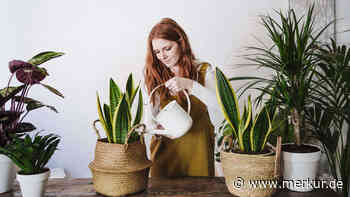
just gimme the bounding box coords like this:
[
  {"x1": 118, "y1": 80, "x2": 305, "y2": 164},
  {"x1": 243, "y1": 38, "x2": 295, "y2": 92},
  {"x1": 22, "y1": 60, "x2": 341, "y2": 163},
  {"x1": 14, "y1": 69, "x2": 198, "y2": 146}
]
[{"x1": 147, "y1": 129, "x2": 175, "y2": 139}]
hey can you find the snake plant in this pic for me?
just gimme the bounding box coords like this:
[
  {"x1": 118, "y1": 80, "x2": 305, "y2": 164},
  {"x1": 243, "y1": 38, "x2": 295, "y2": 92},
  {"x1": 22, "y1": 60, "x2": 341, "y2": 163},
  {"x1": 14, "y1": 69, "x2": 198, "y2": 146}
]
[
  {"x1": 96, "y1": 74, "x2": 143, "y2": 144},
  {"x1": 0, "y1": 132, "x2": 60, "y2": 175},
  {"x1": 215, "y1": 67, "x2": 278, "y2": 153}
]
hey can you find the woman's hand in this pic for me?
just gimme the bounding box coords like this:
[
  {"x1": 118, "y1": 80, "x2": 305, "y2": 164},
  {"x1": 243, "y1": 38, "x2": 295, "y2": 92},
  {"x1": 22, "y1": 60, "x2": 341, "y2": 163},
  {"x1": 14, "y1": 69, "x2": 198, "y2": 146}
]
[{"x1": 165, "y1": 76, "x2": 193, "y2": 95}]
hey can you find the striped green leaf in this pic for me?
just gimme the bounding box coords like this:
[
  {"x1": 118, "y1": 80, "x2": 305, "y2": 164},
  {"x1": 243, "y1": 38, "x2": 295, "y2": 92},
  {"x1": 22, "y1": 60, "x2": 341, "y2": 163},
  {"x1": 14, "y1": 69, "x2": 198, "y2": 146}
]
[
  {"x1": 28, "y1": 51, "x2": 64, "y2": 66},
  {"x1": 96, "y1": 92, "x2": 111, "y2": 142},
  {"x1": 215, "y1": 67, "x2": 240, "y2": 138},
  {"x1": 112, "y1": 95, "x2": 131, "y2": 144},
  {"x1": 109, "y1": 78, "x2": 121, "y2": 116},
  {"x1": 132, "y1": 90, "x2": 143, "y2": 126}
]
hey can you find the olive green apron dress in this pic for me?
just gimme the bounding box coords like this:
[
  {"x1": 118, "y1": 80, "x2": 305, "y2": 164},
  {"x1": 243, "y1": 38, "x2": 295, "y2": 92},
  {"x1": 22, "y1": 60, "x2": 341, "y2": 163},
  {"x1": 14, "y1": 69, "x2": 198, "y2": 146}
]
[{"x1": 150, "y1": 63, "x2": 215, "y2": 177}]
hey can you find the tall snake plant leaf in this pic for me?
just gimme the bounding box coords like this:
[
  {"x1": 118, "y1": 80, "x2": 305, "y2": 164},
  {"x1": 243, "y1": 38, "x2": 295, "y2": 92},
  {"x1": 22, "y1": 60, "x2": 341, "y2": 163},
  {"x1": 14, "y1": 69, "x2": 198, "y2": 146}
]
[
  {"x1": 103, "y1": 104, "x2": 113, "y2": 137},
  {"x1": 28, "y1": 51, "x2": 64, "y2": 66},
  {"x1": 96, "y1": 92, "x2": 111, "y2": 142},
  {"x1": 132, "y1": 90, "x2": 143, "y2": 126},
  {"x1": 126, "y1": 74, "x2": 134, "y2": 104},
  {"x1": 240, "y1": 99, "x2": 252, "y2": 152},
  {"x1": 215, "y1": 67, "x2": 240, "y2": 139},
  {"x1": 130, "y1": 83, "x2": 140, "y2": 106},
  {"x1": 112, "y1": 94, "x2": 131, "y2": 144},
  {"x1": 109, "y1": 78, "x2": 121, "y2": 117}
]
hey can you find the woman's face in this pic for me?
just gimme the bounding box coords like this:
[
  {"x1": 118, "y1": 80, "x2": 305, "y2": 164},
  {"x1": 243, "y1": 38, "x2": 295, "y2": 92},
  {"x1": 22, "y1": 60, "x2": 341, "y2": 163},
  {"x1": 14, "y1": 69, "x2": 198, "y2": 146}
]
[{"x1": 152, "y1": 38, "x2": 181, "y2": 70}]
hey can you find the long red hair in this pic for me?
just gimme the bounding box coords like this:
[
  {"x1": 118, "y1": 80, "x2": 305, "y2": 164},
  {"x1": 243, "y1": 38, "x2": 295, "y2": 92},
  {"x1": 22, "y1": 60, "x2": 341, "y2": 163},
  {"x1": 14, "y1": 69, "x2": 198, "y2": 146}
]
[{"x1": 144, "y1": 18, "x2": 198, "y2": 105}]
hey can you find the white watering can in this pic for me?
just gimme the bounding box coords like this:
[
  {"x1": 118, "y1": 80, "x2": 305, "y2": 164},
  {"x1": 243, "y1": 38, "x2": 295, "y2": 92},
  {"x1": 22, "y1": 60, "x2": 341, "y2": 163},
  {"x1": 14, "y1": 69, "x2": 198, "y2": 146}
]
[{"x1": 146, "y1": 84, "x2": 193, "y2": 139}]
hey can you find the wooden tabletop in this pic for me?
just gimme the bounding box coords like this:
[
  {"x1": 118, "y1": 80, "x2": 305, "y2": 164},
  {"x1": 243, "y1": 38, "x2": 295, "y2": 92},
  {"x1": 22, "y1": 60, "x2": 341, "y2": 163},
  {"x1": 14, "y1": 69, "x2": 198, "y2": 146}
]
[{"x1": 0, "y1": 177, "x2": 340, "y2": 197}]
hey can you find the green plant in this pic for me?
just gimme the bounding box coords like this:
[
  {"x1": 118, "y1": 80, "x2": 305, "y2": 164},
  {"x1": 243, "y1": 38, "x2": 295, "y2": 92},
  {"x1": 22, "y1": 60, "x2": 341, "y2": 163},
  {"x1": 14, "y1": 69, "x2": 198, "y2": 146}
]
[
  {"x1": 0, "y1": 51, "x2": 64, "y2": 148},
  {"x1": 96, "y1": 74, "x2": 143, "y2": 144},
  {"x1": 229, "y1": 5, "x2": 333, "y2": 146},
  {"x1": 215, "y1": 67, "x2": 278, "y2": 154},
  {"x1": 0, "y1": 132, "x2": 60, "y2": 175},
  {"x1": 305, "y1": 39, "x2": 350, "y2": 196}
]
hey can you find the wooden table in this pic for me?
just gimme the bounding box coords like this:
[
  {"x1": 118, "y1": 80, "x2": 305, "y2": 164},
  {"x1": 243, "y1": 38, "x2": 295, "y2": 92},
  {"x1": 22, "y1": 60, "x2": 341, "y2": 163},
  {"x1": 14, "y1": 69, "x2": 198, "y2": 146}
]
[{"x1": 0, "y1": 177, "x2": 340, "y2": 197}]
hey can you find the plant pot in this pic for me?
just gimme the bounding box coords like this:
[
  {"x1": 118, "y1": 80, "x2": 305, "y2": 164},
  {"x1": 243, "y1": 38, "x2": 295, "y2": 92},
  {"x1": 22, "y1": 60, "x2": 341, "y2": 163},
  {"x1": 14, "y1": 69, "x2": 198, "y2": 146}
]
[
  {"x1": 221, "y1": 150, "x2": 277, "y2": 197},
  {"x1": 282, "y1": 143, "x2": 321, "y2": 192},
  {"x1": 89, "y1": 138, "x2": 152, "y2": 196},
  {"x1": 16, "y1": 169, "x2": 50, "y2": 197},
  {"x1": 0, "y1": 154, "x2": 16, "y2": 193}
]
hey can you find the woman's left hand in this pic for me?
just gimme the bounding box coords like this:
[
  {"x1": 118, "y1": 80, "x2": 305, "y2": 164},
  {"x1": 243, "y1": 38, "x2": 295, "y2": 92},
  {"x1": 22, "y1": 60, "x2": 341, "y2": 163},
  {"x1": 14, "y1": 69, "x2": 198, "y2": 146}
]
[{"x1": 165, "y1": 77, "x2": 193, "y2": 94}]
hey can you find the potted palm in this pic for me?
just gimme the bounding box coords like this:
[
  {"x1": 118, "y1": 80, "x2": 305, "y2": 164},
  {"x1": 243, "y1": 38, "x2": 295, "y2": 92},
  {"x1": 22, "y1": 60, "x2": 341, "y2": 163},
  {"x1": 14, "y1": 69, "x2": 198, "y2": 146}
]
[
  {"x1": 215, "y1": 68, "x2": 280, "y2": 197},
  {"x1": 229, "y1": 6, "x2": 333, "y2": 192},
  {"x1": 0, "y1": 132, "x2": 60, "y2": 197},
  {"x1": 89, "y1": 74, "x2": 151, "y2": 196},
  {"x1": 0, "y1": 51, "x2": 64, "y2": 193},
  {"x1": 305, "y1": 39, "x2": 350, "y2": 197}
]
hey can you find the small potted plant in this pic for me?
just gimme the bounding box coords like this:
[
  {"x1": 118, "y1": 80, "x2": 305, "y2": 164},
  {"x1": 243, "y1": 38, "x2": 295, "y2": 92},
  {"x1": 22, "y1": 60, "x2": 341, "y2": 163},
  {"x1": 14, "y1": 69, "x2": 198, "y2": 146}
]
[
  {"x1": 0, "y1": 51, "x2": 64, "y2": 193},
  {"x1": 0, "y1": 132, "x2": 61, "y2": 197},
  {"x1": 229, "y1": 5, "x2": 333, "y2": 192},
  {"x1": 89, "y1": 74, "x2": 152, "y2": 196},
  {"x1": 215, "y1": 67, "x2": 280, "y2": 197}
]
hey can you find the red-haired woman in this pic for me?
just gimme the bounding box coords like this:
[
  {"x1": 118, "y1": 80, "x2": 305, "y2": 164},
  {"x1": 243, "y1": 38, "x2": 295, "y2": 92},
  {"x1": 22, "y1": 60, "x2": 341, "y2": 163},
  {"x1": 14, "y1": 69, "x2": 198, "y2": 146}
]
[{"x1": 142, "y1": 18, "x2": 223, "y2": 177}]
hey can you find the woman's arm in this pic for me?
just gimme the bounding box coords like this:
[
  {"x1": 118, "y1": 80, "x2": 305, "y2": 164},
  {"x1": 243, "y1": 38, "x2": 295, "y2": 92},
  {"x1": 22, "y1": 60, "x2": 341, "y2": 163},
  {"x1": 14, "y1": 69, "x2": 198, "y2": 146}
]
[
  {"x1": 141, "y1": 82, "x2": 159, "y2": 131},
  {"x1": 190, "y1": 65, "x2": 225, "y2": 128}
]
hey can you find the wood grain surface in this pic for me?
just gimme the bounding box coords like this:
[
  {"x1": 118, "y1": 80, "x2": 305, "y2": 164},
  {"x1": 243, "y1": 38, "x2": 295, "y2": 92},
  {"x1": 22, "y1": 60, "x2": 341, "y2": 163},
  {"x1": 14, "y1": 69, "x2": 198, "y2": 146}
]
[{"x1": 0, "y1": 177, "x2": 340, "y2": 197}]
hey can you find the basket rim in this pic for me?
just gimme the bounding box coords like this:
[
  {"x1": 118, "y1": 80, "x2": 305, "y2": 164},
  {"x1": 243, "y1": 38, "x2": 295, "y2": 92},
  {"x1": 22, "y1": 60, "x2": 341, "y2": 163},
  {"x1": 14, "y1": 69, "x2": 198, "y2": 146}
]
[{"x1": 89, "y1": 161, "x2": 152, "y2": 173}]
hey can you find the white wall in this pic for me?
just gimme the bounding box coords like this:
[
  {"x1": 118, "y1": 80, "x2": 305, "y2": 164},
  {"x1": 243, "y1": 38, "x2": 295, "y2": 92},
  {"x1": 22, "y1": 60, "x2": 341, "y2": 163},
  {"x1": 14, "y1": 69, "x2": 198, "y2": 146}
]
[
  {"x1": 0, "y1": 0, "x2": 288, "y2": 178},
  {"x1": 337, "y1": 0, "x2": 350, "y2": 44}
]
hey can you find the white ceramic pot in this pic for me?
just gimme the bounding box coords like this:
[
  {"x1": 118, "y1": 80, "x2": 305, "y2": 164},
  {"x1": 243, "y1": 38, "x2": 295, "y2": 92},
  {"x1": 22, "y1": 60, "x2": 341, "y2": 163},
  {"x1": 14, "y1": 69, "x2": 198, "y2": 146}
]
[
  {"x1": 17, "y1": 170, "x2": 50, "y2": 197},
  {"x1": 282, "y1": 143, "x2": 321, "y2": 192},
  {"x1": 0, "y1": 154, "x2": 15, "y2": 193}
]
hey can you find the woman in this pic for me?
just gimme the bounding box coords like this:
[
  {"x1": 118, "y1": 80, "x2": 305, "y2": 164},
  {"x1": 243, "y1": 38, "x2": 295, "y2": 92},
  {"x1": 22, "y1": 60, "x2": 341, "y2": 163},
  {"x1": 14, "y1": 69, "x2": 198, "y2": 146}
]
[{"x1": 143, "y1": 18, "x2": 223, "y2": 177}]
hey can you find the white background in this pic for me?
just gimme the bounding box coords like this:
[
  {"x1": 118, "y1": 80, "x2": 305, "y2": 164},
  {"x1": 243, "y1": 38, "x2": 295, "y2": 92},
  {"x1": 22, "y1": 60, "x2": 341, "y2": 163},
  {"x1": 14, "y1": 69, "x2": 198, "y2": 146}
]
[{"x1": 0, "y1": 0, "x2": 348, "y2": 178}]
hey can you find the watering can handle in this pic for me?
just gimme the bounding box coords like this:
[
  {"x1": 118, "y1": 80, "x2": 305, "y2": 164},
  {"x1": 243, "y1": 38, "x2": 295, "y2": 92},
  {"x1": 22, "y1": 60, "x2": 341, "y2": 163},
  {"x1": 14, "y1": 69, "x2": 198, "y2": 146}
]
[{"x1": 148, "y1": 83, "x2": 191, "y2": 122}]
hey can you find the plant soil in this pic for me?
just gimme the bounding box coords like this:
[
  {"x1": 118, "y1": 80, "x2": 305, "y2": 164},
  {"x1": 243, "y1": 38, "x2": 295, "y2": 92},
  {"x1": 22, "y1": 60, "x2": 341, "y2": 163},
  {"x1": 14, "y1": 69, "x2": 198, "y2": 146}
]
[
  {"x1": 282, "y1": 144, "x2": 319, "y2": 153},
  {"x1": 232, "y1": 148, "x2": 271, "y2": 155}
]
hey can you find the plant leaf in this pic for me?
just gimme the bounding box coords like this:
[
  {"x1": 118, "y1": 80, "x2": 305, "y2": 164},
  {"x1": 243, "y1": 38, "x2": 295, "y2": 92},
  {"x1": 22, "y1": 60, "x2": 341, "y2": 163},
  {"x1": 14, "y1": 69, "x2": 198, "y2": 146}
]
[
  {"x1": 28, "y1": 51, "x2": 64, "y2": 66},
  {"x1": 41, "y1": 83, "x2": 64, "y2": 98},
  {"x1": 112, "y1": 95, "x2": 131, "y2": 144}
]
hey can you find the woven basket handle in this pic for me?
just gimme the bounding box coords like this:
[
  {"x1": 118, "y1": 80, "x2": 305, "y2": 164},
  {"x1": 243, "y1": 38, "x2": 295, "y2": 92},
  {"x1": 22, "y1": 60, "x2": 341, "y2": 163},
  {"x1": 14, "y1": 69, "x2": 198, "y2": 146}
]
[
  {"x1": 92, "y1": 119, "x2": 102, "y2": 140},
  {"x1": 123, "y1": 123, "x2": 146, "y2": 152}
]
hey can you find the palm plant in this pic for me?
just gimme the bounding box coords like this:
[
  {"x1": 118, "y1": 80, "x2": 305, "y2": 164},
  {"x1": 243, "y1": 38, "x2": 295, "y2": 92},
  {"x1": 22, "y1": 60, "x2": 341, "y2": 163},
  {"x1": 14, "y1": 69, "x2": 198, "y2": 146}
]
[
  {"x1": 230, "y1": 5, "x2": 333, "y2": 147},
  {"x1": 305, "y1": 39, "x2": 350, "y2": 196},
  {"x1": 95, "y1": 74, "x2": 143, "y2": 144},
  {"x1": 0, "y1": 51, "x2": 64, "y2": 148},
  {"x1": 215, "y1": 67, "x2": 278, "y2": 154},
  {"x1": 0, "y1": 132, "x2": 60, "y2": 175}
]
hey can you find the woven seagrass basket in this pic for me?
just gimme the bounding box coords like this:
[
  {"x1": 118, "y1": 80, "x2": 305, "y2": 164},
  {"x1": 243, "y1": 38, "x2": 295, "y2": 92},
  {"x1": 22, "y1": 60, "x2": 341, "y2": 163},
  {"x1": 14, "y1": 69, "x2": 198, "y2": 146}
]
[
  {"x1": 221, "y1": 149, "x2": 279, "y2": 197},
  {"x1": 89, "y1": 123, "x2": 152, "y2": 196}
]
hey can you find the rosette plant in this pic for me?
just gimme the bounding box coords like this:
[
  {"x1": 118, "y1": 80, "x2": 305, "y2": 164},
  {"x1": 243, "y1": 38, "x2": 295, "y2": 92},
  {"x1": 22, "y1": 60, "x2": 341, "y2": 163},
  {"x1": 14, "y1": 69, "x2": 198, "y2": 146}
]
[
  {"x1": 95, "y1": 73, "x2": 143, "y2": 144},
  {"x1": 0, "y1": 51, "x2": 64, "y2": 148},
  {"x1": 0, "y1": 132, "x2": 60, "y2": 175},
  {"x1": 215, "y1": 67, "x2": 278, "y2": 154}
]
